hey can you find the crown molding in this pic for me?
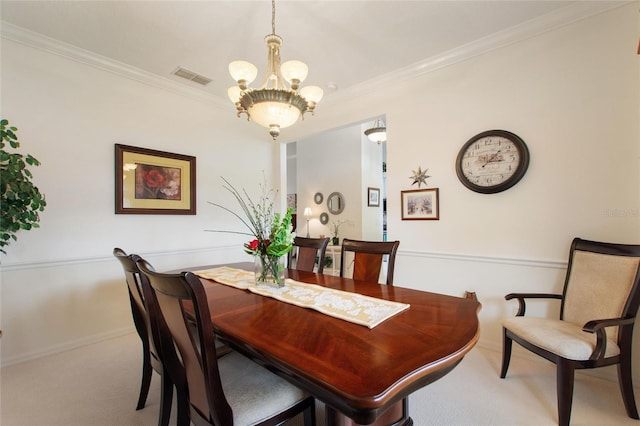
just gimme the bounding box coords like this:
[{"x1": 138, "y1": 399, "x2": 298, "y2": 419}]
[
  {"x1": 0, "y1": 21, "x2": 228, "y2": 108},
  {"x1": 325, "y1": 1, "x2": 630, "y2": 105},
  {"x1": 1, "y1": 1, "x2": 630, "y2": 108}
]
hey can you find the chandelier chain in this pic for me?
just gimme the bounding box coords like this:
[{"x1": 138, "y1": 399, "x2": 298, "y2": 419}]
[{"x1": 271, "y1": 0, "x2": 276, "y2": 35}]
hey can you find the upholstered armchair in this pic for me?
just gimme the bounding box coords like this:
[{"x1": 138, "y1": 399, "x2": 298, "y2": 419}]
[{"x1": 500, "y1": 237, "x2": 640, "y2": 425}]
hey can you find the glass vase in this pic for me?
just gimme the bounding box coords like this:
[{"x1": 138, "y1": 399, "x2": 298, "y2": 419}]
[{"x1": 254, "y1": 253, "x2": 286, "y2": 287}]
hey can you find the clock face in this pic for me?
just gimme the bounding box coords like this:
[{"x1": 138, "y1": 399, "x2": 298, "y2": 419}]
[{"x1": 456, "y1": 130, "x2": 529, "y2": 194}]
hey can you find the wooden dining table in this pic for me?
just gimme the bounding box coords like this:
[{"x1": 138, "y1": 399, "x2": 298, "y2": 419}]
[{"x1": 187, "y1": 263, "x2": 481, "y2": 426}]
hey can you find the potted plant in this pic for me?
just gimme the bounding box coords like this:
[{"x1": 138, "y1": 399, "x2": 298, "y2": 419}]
[
  {"x1": 1, "y1": 119, "x2": 46, "y2": 254},
  {"x1": 207, "y1": 177, "x2": 294, "y2": 287},
  {"x1": 329, "y1": 220, "x2": 348, "y2": 245}
]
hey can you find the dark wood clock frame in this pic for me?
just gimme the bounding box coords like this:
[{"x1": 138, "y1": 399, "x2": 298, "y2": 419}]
[{"x1": 455, "y1": 129, "x2": 530, "y2": 194}]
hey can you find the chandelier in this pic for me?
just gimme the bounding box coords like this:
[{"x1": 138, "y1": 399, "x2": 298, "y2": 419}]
[
  {"x1": 364, "y1": 119, "x2": 387, "y2": 143},
  {"x1": 228, "y1": 0, "x2": 323, "y2": 140}
]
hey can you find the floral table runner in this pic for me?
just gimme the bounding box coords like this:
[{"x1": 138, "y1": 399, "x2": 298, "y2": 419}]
[
  {"x1": 193, "y1": 266, "x2": 255, "y2": 289},
  {"x1": 192, "y1": 267, "x2": 410, "y2": 329}
]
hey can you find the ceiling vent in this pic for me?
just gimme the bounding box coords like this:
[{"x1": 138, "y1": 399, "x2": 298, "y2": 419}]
[{"x1": 173, "y1": 67, "x2": 212, "y2": 86}]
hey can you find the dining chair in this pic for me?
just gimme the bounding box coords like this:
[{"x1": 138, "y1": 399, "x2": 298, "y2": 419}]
[
  {"x1": 113, "y1": 248, "x2": 184, "y2": 426},
  {"x1": 340, "y1": 239, "x2": 400, "y2": 286},
  {"x1": 500, "y1": 237, "x2": 640, "y2": 426},
  {"x1": 288, "y1": 236, "x2": 330, "y2": 273},
  {"x1": 136, "y1": 258, "x2": 316, "y2": 426}
]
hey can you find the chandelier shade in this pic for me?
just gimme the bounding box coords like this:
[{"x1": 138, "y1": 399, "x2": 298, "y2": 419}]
[
  {"x1": 281, "y1": 60, "x2": 308, "y2": 88},
  {"x1": 228, "y1": 0, "x2": 322, "y2": 140},
  {"x1": 300, "y1": 85, "x2": 324, "y2": 107},
  {"x1": 228, "y1": 61, "x2": 258, "y2": 89}
]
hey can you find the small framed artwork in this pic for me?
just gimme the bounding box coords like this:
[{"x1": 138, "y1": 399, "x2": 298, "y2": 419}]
[
  {"x1": 401, "y1": 188, "x2": 439, "y2": 220},
  {"x1": 368, "y1": 187, "x2": 380, "y2": 207},
  {"x1": 115, "y1": 144, "x2": 196, "y2": 215},
  {"x1": 287, "y1": 193, "x2": 297, "y2": 209}
]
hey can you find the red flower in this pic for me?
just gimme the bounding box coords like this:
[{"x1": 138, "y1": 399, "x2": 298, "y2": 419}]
[
  {"x1": 247, "y1": 239, "x2": 259, "y2": 251},
  {"x1": 142, "y1": 169, "x2": 166, "y2": 188}
]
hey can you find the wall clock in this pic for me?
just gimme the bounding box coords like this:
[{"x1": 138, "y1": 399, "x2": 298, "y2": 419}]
[{"x1": 455, "y1": 129, "x2": 530, "y2": 194}]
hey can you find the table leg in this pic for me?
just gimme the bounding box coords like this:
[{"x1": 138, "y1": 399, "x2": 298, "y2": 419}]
[{"x1": 325, "y1": 398, "x2": 412, "y2": 426}]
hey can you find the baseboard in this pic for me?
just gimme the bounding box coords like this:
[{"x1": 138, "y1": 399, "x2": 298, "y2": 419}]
[{"x1": 0, "y1": 326, "x2": 134, "y2": 368}]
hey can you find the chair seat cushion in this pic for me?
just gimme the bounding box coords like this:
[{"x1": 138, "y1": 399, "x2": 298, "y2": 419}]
[
  {"x1": 503, "y1": 317, "x2": 620, "y2": 361},
  {"x1": 219, "y1": 351, "x2": 308, "y2": 425}
]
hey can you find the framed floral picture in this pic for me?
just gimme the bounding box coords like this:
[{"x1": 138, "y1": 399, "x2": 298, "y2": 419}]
[
  {"x1": 368, "y1": 187, "x2": 380, "y2": 207},
  {"x1": 401, "y1": 188, "x2": 439, "y2": 220},
  {"x1": 115, "y1": 144, "x2": 196, "y2": 215}
]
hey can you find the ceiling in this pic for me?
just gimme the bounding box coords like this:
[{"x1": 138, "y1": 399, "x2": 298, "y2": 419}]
[{"x1": 0, "y1": 1, "x2": 621, "y2": 106}]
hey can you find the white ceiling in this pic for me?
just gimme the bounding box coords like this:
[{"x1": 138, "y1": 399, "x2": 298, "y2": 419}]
[{"x1": 0, "y1": 1, "x2": 624, "y2": 105}]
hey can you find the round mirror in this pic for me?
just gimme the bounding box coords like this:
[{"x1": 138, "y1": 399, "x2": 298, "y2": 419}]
[
  {"x1": 314, "y1": 192, "x2": 323, "y2": 204},
  {"x1": 327, "y1": 192, "x2": 345, "y2": 215},
  {"x1": 319, "y1": 212, "x2": 329, "y2": 225}
]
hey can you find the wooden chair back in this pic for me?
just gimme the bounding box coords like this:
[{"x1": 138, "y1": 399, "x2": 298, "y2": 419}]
[
  {"x1": 137, "y1": 260, "x2": 315, "y2": 426},
  {"x1": 114, "y1": 249, "x2": 153, "y2": 353},
  {"x1": 288, "y1": 236, "x2": 330, "y2": 273},
  {"x1": 340, "y1": 239, "x2": 400, "y2": 285},
  {"x1": 114, "y1": 248, "x2": 181, "y2": 425},
  {"x1": 137, "y1": 260, "x2": 232, "y2": 426}
]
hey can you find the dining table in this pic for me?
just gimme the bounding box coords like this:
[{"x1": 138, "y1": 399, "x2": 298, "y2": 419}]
[{"x1": 186, "y1": 262, "x2": 481, "y2": 426}]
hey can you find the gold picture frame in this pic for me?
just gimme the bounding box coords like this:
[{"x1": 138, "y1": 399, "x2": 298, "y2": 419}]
[
  {"x1": 115, "y1": 144, "x2": 196, "y2": 215},
  {"x1": 401, "y1": 188, "x2": 439, "y2": 220}
]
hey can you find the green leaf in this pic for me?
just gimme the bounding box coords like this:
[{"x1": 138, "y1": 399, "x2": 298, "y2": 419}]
[{"x1": 0, "y1": 118, "x2": 46, "y2": 253}]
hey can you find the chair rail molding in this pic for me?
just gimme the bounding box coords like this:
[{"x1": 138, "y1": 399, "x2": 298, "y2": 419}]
[
  {"x1": 398, "y1": 249, "x2": 567, "y2": 270},
  {"x1": 0, "y1": 245, "x2": 239, "y2": 272}
]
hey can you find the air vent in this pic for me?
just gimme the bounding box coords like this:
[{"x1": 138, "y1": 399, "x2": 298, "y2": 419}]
[{"x1": 173, "y1": 67, "x2": 212, "y2": 86}]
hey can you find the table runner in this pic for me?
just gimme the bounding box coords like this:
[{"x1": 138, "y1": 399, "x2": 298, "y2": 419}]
[
  {"x1": 192, "y1": 267, "x2": 410, "y2": 329},
  {"x1": 192, "y1": 266, "x2": 255, "y2": 289}
]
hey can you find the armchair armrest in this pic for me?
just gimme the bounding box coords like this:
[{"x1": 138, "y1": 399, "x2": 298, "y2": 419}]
[
  {"x1": 583, "y1": 316, "x2": 636, "y2": 361},
  {"x1": 505, "y1": 292, "x2": 563, "y2": 317}
]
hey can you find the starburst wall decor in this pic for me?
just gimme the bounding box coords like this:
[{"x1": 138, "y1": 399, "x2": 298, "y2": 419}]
[{"x1": 409, "y1": 166, "x2": 431, "y2": 188}]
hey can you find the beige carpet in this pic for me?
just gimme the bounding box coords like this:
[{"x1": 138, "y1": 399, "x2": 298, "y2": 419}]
[{"x1": 1, "y1": 332, "x2": 638, "y2": 426}]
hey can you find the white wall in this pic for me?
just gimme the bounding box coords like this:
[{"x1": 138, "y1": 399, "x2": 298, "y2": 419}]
[
  {"x1": 286, "y1": 142, "x2": 297, "y2": 196},
  {"x1": 294, "y1": 121, "x2": 385, "y2": 242},
  {"x1": 1, "y1": 3, "x2": 639, "y2": 389},
  {"x1": 285, "y1": 3, "x2": 640, "y2": 382},
  {"x1": 359, "y1": 122, "x2": 384, "y2": 240},
  {"x1": 0, "y1": 38, "x2": 277, "y2": 364},
  {"x1": 296, "y1": 125, "x2": 363, "y2": 241}
]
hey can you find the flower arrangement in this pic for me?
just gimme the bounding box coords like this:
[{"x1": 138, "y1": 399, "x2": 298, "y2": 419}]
[{"x1": 208, "y1": 177, "x2": 294, "y2": 286}]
